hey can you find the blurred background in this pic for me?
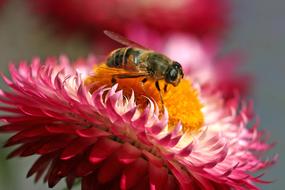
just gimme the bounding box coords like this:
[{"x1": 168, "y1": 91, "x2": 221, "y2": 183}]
[{"x1": 0, "y1": 0, "x2": 284, "y2": 189}]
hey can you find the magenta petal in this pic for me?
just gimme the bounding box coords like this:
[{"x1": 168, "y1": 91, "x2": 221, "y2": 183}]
[
  {"x1": 104, "y1": 94, "x2": 122, "y2": 123},
  {"x1": 47, "y1": 159, "x2": 66, "y2": 187},
  {"x1": 89, "y1": 138, "x2": 121, "y2": 164},
  {"x1": 37, "y1": 136, "x2": 74, "y2": 154},
  {"x1": 65, "y1": 175, "x2": 76, "y2": 189},
  {"x1": 116, "y1": 143, "x2": 141, "y2": 164},
  {"x1": 0, "y1": 106, "x2": 23, "y2": 114},
  {"x1": 178, "y1": 143, "x2": 193, "y2": 157},
  {"x1": 60, "y1": 137, "x2": 96, "y2": 160},
  {"x1": 45, "y1": 125, "x2": 77, "y2": 134},
  {"x1": 149, "y1": 163, "x2": 168, "y2": 190},
  {"x1": 6, "y1": 144, "x2": 26, "y2": 159},
  {"x1": 163, "y1": 175, "x2": 179, "y2": 190},
  {"x1": 142, "y1": 150, "x2": 163, "y2": 168},
  {"x1": 4, "y1": 126, "x2": 49, "y2": 147},
  {"x1": 20, "y1": 140, "x2": 47, "y2": 156},
  {"x1": 27, "y1": 154, "x2": 52, "y2": 178},
  {"x1": 97, "y1": 154, "x2": 124, "y2": 183},
  {"x1": 0, "y1": 123, "x2": 34, "y2": 132},
  {"x1": 121, "y1": 107, "x2": 136, "y2": 122},
  {"x1": 75, "y1": 157, "x2": 96, "y2": 177},
  {"x1": 120, "y1": 158, "x2": 148, "y2": 190},
  {"x1": 132, "y1": 107, "x2": 149, "y2": 129},
  {"x1": 148, "y1": 122, "x2": 165, "y2": 135},
  {"x1": 76, "y1": 127, "x2": 111, "y2": 138},
  {"x1": 167, "y1": 161, "x2": 194, "y2": 188},
  {"x1": 77, "y1": 84, "x2": 89, "y2": 105},
  {"x1": 168, "y1": 135, "x2": 183, "y2": 147},
  {"x1": 158, "y1": 133, "x2": 172, "y2": 145},
  {"x1": 191, "y1": 174, "x2": 216, "y2": 190},
  {"x1": 81, "y1": 173, "x2": 97, "y2": 190}
]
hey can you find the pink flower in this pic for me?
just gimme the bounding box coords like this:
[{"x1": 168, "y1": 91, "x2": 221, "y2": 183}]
[
  {"x1": 0, "y1": 55, "x2": 276, "y2": 190},
  {"x1": 0, "y1": 0, "x2": 5, "y2": 9},
  {"x1": 28, "y1": 0, "x2": 230, "y2": 39}
]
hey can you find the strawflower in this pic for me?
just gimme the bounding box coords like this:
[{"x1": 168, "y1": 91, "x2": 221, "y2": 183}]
[
  {"x1": 28, "y1": 0, "x2": 230, "y2": 39},
  {"x1": 0, "y1": 55, "x2": 276, "y2": 190}
]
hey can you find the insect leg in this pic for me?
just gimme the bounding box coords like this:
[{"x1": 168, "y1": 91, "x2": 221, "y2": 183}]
[
  {"x1": 140, "y1": 78, "x2": 148, "y2": 93},
  {"x1": 164, "y1": 84, "x2": 168, "y2": 93},
  {"x1": 155, "y1": 81, "x2": 164, "y2": 106},
  {"x1": 141, "y1": 78, "x2": 148, "y2": 83},
  {"x1": 111, "y1": 77, "x2": 117, "y2": 85},
  {"x1": 116, "y1": 74, "x2": 146, "y2": 79}
]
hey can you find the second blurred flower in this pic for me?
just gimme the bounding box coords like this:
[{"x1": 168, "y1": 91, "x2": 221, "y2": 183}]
[{"x1": 28, "y1": 0, "x2": 230, "y2": 39}]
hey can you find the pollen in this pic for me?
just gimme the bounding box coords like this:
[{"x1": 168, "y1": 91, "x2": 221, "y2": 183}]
[
  {"x1": 161, "y1": 80, "x2": 204, "y2": 132},
  {"x1": 85, "y1": 64, "x2": 204, "y2": 132}
]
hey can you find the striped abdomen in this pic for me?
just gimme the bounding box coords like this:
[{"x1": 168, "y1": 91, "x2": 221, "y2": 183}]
[{"x1": 106, "y1": 47, "x2": 143, "y2": 71}]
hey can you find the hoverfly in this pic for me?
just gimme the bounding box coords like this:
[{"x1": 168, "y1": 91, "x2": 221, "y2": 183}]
[{"x1": 96, "y1": 30, "x2": 184, "y2": 104}]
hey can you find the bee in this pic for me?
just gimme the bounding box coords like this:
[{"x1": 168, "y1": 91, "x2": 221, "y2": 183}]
[{"x1": 102, "y1": 30, "x2": 184, "y2": 104}]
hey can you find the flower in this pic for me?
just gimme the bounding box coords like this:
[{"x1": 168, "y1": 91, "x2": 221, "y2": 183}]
[
  {"x1": 28, "y1": 0, "x2": 230, "y2": 39},
  {"x1": 0, "y1": 0, "x2": 5, "y2": 9},
  {"x1": 0, "y1": 55, "x2": 276, "y2": 190}
]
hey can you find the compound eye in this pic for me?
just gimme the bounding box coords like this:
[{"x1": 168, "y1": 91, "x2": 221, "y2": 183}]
[
  {"x1": 173, "y1": 61, "x2": 184, "y2": 78},
  {"x1": 173, "y1": 61, "x2": 182, "y2": 69},
  {"x1": 169, "y1": 68, "x2": 178, "y2": 81}
]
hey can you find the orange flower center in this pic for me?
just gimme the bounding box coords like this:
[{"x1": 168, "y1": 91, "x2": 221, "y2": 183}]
[{"x1": 85, "y1": 64, "x2": 204, "y2": 132}]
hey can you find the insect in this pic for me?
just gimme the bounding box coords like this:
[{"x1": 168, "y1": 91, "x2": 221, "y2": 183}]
[{"x1": 103, "y1": 30, "x2": 184, "y2": 104}]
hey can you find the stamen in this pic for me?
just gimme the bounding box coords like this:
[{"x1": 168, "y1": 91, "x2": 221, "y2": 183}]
[{"x1": 85, "y1": 64, "x2": 204, "y2": 132}]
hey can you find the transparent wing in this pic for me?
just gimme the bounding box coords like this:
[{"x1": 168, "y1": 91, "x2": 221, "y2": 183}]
[{"x1": 104, "y1": 30, "x2": 149, "y2": 50}]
